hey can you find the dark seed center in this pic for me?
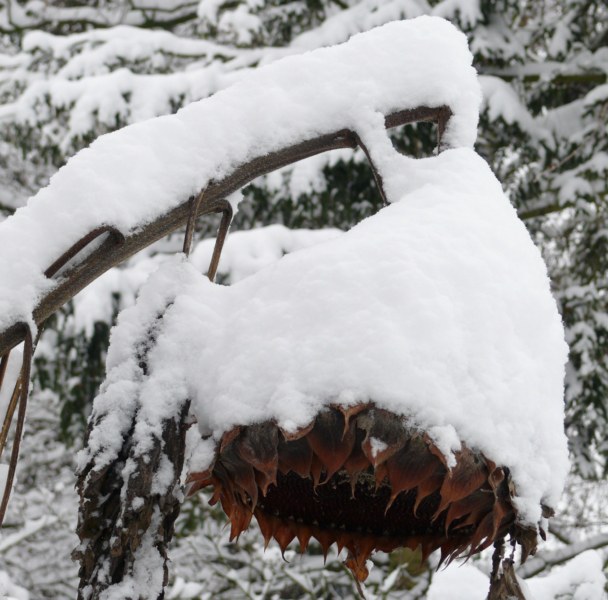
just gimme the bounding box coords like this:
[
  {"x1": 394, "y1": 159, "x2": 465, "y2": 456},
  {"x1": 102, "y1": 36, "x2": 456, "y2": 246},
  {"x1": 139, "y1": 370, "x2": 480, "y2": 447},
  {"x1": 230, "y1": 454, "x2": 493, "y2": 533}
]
[{"x1": 258, "y1": 468, "x2": 476, "y2": 539}]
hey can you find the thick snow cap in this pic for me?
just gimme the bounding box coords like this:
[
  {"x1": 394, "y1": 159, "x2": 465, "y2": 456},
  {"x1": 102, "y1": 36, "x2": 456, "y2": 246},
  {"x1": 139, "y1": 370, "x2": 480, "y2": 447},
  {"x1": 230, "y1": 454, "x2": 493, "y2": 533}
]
[{"x1": 113, "y1": 145, "x2": 568, "y2": 527}]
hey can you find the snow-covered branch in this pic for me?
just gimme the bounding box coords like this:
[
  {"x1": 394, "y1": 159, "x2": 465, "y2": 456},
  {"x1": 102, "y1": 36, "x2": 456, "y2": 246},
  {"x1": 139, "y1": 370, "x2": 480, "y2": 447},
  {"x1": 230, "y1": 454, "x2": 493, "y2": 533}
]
[
  {"x1": 0, "y1": 514, "x2": 58, "y2": 553},
  {"x1": 0, "y1": 0, "x2": 200, "y2": 34},
  {"x1": 519, "y1": 532, "x2": 608, "y2": 578}
]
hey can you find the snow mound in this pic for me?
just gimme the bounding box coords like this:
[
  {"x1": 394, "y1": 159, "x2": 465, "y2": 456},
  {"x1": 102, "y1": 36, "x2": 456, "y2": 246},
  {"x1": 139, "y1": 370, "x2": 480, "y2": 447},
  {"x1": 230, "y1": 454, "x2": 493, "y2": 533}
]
[
  {"x1": 0, "y1": 16, "x2": 479, "y2": 332},
  {"x1": 96, "y1": 147, "x2": 568, "y2": 526}
]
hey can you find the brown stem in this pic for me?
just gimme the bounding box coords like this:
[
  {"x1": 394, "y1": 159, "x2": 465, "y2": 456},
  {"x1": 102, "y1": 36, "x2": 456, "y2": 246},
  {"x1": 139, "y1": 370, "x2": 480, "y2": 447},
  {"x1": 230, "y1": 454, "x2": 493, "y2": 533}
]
[
  {"x1": 487, "y1": 558, "x2": 527, "y2": 600},
  {"x1": 207, "y1": 201, "x2": 233, "y2": 282},
  {"x1": 0, "y1": 372, "x2": 21, "y2": 460},
  {"x1": 0, "y1": 325, "x2": 33, "y2": 527},
  {"x1": 44, "y1": 226, "x2": 125, "y2": 279},
  {"x1": 75, "y1": 371, "x2": 191, "y2": 598},
  {"x1": 490, "y1": 538, "x2": 505, "y2": 584},
  {"x1": 182, "y1": 187, "x2": 208, "y2": 257},
  {"x1": 436, "y1": 106, "x2": 452, "y2": 151},
  {"x1": 0, "y1": 352, "x2": 8, "y2": 391},
  {"x1": 353, "y1": 133, "x2": 388, "y2": 206}
]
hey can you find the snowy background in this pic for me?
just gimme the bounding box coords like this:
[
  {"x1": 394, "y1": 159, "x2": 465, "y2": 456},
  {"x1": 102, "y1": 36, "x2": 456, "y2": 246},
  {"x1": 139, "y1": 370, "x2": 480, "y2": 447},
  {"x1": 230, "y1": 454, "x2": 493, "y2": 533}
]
[{"x1": 0, "y1": 1, "x2": 606, "y2": 598}]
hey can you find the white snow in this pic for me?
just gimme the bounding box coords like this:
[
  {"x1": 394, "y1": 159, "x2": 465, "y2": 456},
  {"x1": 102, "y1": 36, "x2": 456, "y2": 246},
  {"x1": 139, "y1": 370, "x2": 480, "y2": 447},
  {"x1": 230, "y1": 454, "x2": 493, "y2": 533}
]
[
  {"x1": 0, "y1": 569, "x2": 30, "y2": 600},
  {"x1": 479, "y1": 75, "x2": 543, "y2": 139},
  {"x1": 427, "y1": 551, "x2": 607, "y2": 600},
  {"x1": 22, "y1": 26, "x2": 237, "y2": 78},
  {"x1": 427, "y1": 563, "x2": 488, "y2": 600},
  {"x1": 189, "y1": 224, "x2": 342, "y2": 283},
  {"x1": 369, "y1": 437, "x2": 388, "y2": 459},
  {"x1": 525, "y1": 550, "x2": 606, "y2": 600},
  {"x1": 68, "y1": 225, "x2": 341, "y2": 338},
  {"x1": 0, "y1": 16, "x2": 480, "y2": 332},
  {"x1": 432, "y1": 0, "x2": 483, "y2": 28},
  {"x1": 95, "y1": 146, "x2": 568, "y2": 526},
  {"x1": 427, "y1": 424, "x2": 461, "y2": 469}
]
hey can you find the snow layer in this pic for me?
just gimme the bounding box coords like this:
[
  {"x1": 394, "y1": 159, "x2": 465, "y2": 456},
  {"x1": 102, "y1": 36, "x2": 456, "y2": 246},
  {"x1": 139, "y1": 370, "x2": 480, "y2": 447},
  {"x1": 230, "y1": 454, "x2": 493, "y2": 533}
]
[
  {"x1": 189, "y1": 224, "x2": 342, "y2": 283},
  {"x1": 0, "y1": 16, "x2": 480, "y2": 332},
  {"x1": 100, "y1": 147, "x2": 568, "y2": 526},
  {"x1": 427, "y1": 563, "x2": 488, "y2": 600}
]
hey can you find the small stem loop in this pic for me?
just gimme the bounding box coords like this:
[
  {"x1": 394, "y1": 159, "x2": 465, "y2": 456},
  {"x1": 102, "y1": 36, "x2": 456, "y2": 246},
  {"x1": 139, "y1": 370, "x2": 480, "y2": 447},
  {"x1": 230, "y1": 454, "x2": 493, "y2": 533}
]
[
  {"x1": 183, "y1": 186, "x2": 208, "y2": 257},
  {"x1": 207, "y1": 201, "x2": 233, "y2": 282}
]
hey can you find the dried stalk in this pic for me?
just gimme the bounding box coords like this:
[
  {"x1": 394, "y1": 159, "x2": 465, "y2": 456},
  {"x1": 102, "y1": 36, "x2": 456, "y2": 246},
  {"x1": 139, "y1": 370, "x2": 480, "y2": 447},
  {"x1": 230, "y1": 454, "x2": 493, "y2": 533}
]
[
  {"x1": 0, "y1": 105, "x2": 452, "y2": 357},
  {"x1": 0, "y1": 326, "x2": 34, "y2": 526},
  {"x1": 207, "y1": 202, "x2": 233, "y2": 282}
]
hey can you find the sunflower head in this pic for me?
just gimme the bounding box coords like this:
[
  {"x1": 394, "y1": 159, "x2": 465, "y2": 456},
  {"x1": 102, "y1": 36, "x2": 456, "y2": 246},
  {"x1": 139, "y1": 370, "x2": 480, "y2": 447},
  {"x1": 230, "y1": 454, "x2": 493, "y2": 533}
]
[{"x1": 187, "y1": 404, "x2": 533, "y2": 581}]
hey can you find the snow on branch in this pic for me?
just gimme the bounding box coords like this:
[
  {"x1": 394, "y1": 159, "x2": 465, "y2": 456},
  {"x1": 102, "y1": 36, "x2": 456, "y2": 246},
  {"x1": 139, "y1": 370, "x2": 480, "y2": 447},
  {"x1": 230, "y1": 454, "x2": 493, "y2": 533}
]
[
  {"x1": 67, "y1": 16, "x2": 568, "y2": 593},
  {"x1": 518, "y1": 532, "x2": 608, "y2": 578},
  {"x1": 73, "y1": 108, "x2": 569, "y2": 599},
  {"x1": 0, "y1": 0, "x2": 200, "y2": 34},
  {"x1": 0, "y1": 16, "x2": 479, "y2": 355},
  {"x1": 21, "y1": 26, "x2": 238, "y2": 70},
  {"x1": 525, "y1": 550, "x2": 606, "y2": 599}
]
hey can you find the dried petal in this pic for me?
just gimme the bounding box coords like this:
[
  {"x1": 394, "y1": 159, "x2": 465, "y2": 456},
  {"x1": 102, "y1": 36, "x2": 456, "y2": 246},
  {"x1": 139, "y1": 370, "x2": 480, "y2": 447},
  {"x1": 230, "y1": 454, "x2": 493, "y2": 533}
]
[
  {"x1": 445, "y1": 490, "x2": 494, "y2": 533},
  {"x1": 307, "y1": 409, "x2": 355, "y2": 479},
  {"x1": 278, "y1": 436, "x2": 313, "y2": 478},
  {"x1": 219, "y1": 427, "x2": 241, "y2": 453},
  {"x1": 280, "y1": 420, "x2": 314, "y2": 442},
  {"x1": 314, "y1": 528, "x2": 335, "y2": 561},
  {"x1": 220, "y1": 445, "x2": 259, "y2": 508},
  {"x1": 414, "y1": 470, "x2": 445, "y2": 516},
  {"x1": 336, "y1": 403, "x2": 370, "y2": 438},
  {"x1": 387, "y1": 437, "x2": 440, "y2": 505},
  {"x1": 435, "y1": 449, "x2": 488, "y2": 516},
  {"x1": 274, "y1": 522, "x2": 296, "y2": 554},
  {"x1": 344, "y1": 536, "x2": 376, "y2": 582},
  {"x1": 236, "y1": 423, "x2": 279, "y2": 493},
  {"x1": 361, "y1": 408, "x2": 407, "y2": 467},
  {"x1": 296, "y1": 525, "x2": 313, "y2": 552}
]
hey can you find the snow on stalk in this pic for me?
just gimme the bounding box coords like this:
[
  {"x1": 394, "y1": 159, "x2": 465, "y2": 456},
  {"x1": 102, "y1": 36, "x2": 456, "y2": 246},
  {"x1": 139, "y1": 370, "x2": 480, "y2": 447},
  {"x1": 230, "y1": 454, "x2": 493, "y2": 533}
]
[{"x1": 0, "y1": 15, "x2": 472, "y2": 355}]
